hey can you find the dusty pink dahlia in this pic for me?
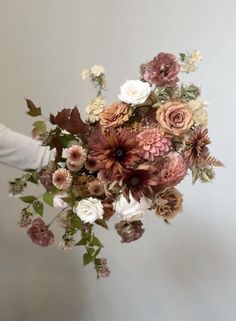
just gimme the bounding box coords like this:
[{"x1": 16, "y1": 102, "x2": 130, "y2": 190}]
[
  {"x1": 142, "y1": 53, "x2": 180, "y2": 87},
  {"x1": 159, "y1": 152, "x2": 187, "y2": 187},
  {"x1": 137, "y1": 128, "x2": 171, "y2": 161},
  {"x1": 66, "y1": 145, "x2": 87, "y2": 170},
  {"x1": 27, "y1": 218, "x2": 54, "y2": 247},
  {"x1": 52, "y1": 168, "x2": 72, "y2": 190}
]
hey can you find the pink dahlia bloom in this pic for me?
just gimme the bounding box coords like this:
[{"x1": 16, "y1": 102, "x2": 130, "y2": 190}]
[
  {"x1": 137, "y1": 128, "x2": 171, "y2": 161},
  {"x1": 27, "y1": 218, "x2": 54, "y2": 247},
  {"x1": 52, "y1": 168, "x2": 72, "y2": 190},
  {"x1": 66, "y1": 145, "x2": 87, "y2": 170},
  {"x1": 159, "y1": 152, "x2": 187, "y2": 187},
  {"x1": 142, "y1": 53, "x2": 180, "y2": 87}
]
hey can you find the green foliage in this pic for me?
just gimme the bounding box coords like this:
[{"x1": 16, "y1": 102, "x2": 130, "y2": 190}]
[
  {"x1": 43, "y1": 192, "x2": 54, "y2": 206},
  {"x1": 33, "y1": 200, "x2": 44, "y2": 216},
  {"x1": 20, "y1": 195, "x2": 37, "y2": 203},
  {"x1": 95, "y1": 219, "x2": 108, "y2": 229},
  {"x1": 32, "y1": 121, "x2": 47, "y2": 138}
]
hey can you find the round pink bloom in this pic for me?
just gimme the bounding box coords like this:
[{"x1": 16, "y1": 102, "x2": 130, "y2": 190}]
[
  {"x1": 137, "y1": 128, "x2": 171, "y2": 161},
  {"x1": 159, "y1": 152, "x2": 187, "y2": 187},
  {"x1": 52, "y1": 168, "x2": 72, "y2": 190},
  {"x1": 27, "y1": 218, "x2": 54, "y2": 247},
  {"x1": 142, "y1": 53, "x2": 180, "y2": 87},
  {"x1": 66, "y1": 145, "x2": 87, "y2": 168}
]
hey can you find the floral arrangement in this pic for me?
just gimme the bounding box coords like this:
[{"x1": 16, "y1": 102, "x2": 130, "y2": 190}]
[{"x1": 9, "y1": 51, "x2": 223, "y2": 278}]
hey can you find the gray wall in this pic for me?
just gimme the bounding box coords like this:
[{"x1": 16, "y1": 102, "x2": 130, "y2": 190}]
[{"x1": 0, "y1": 1, "x2": 235, "y2": 321}]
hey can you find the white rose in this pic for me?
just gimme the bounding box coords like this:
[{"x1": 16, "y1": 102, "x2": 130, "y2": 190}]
[
  {"x1": 75, "y1": 197, "x2": 104, "y2": 223},
  {"x1": 53, "y1": 192, "x2": 69, "y2": 209},
  {"x1": 118, "y1": 80, "x2": 151, "y2": 105},
  {"x1": 90, "y1": 64, "x2": 105, "y2": 77},
  {"x1": 114, "y1": 194, "x2": 152, "y2": 222}
]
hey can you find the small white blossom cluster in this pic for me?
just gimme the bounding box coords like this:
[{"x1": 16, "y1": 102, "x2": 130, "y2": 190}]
[
  {"x1": 85, "y1": 96, "x2": 105, "y2": 123},
  {"x1": 81, "y1": 64, "x2": 105, "y2": 80},
  {"x1": 188, "y1": 98, "x2": 209, "y2": 129},
  {"x1": 181, "y1": 50, "x2": 202, "y2": 73}
]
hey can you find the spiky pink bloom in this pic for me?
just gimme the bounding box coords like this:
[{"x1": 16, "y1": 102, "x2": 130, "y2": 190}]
[
  {"x1": 66, "y1": 145, "x2": 87, "y2": 169},
  {"x1": 137, "y1": 128, "x2": 171, "y2": 161},
  {"x1": 159, "y1": 152, "x2": 187, "y2": 187},
  {"x1": 52, "y1": 168, "x2": 72, "y2": 190},
  {"x1": 27, "y1": 218, "x2": 54, "y2": 247}
]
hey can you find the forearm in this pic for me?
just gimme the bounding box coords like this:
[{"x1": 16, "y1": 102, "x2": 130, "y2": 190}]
[{"x1": 0, "y1": 123, "x2": 54, "y2": 170}]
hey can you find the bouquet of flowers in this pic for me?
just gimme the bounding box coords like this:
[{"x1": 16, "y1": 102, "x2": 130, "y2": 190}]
[{"x1": 9, "y1": 51, "x2": 223, "y2": 278}]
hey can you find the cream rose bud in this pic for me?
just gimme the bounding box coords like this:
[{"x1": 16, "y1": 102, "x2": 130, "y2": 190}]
[
  {"x1": 118, "y1": 80, "x2": 151, "y2": 105},
  {"x1": 90, "y1": 64, "x2": 105, "y2": 77},
  {"x1": 53, "y1": 192, "x2": 69, "y2": 209},
  {"x1": 75, "y1": 197, "x2": 104, "y2": 224},
  {"x1": 114, "y1": 194, "x2": 152, "y2": 222}
]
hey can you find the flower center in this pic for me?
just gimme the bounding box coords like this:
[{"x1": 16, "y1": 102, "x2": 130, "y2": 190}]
[
  {"x1": 130, "y1": 176, "x2": 140, "y2": 186},
  {"x1": 114, "y1": 148, "x2": 125, "y2": 159}
]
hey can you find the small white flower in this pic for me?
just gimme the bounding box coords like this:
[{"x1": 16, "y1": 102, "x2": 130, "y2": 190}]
[
  {"x1": 193, "y1": 109, "x2": 208, "y2": 128},
  {"x1": 85, "y1": 96, "x2": 105, "y2": 123},
  {"x1": 118, "y1": 80, "x2": 151, "y2": 106},
  {"x1": 81, "y1": 69, "x2": 91, "y2": 80},
  {"x1": 188, "y1": 98, "x2": 208, "y2": 112},
  {"x1": 53, "y1": 192, "x2": 69, "y2": 209},
  {"x1": 181, "y1": 50, "x2": 202, "y2": 73},
  {"x1": 191, "y1": 50, "x2": 202, "y2": 63},
  {"x1": 114, "y1": 194, "x2": 152, "y2": 222},
  {"x1": 75, "y1": 197, "x2": 104, "y2": 224},
  {"x1": 188, "y1": 98, "x2": 208, "y2": 128},
  {"x1": 90, "y1": 64, "x2": 105, "y2": 77}
]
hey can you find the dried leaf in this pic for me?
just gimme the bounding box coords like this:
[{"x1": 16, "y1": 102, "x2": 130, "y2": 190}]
[
  {"x1": 50, "y1": 107, "x2": 89, "y2": 135},
  {"x1": 26, "y1": 99, "x2": 41, "y2": 117}
]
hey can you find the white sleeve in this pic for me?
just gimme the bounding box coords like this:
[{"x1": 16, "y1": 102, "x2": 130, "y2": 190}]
[{"x1": 0, "y1": 123, "x2": 54, "y2": 170}]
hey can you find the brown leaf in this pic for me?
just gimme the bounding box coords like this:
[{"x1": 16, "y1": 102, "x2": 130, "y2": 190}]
[
  {"x1": 50, "y1": 107, "x2": 89, "y2": 135},
  {"x1": 26, "y1": 99, "x2": 42, "y2": 117}
]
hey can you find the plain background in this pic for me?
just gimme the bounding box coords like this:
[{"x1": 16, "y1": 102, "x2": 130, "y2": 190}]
[{"x1": 0, "y1": 1, "x2": 235, "y2": 321}]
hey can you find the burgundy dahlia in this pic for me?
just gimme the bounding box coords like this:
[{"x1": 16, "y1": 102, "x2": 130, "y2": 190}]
[
  {"x1": 122, "y1": 164, "x2": 158, "y2": 202},
  {"x1": 142, "y1": 53, "x2": 180, "y2": 87},
  {"x1": 27, "y1": 218, "x2": 54, "y2": 247},
  {"x1": 89, "y1": 128, "x2": 140, "y2": 178}
]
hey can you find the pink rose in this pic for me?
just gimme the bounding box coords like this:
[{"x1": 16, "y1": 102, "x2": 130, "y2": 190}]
[
  {"x1": 142, "y1": 53, "x2": 180, "y2": 87},
  {"x1": 27, "y1": 218, "x2": 54, "y2": 247},
  {"x1": 156, "y1": 101, "x2": 193, "y2": 136}
]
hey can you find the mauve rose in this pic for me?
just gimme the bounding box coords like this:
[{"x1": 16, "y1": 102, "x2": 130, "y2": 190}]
[
  {"x1": 27, "y1": 218, "x2": 54, "y2": 247},
  {"x1": 142, "y1": 53, "x2": 180, "y2": 87},
  {"x1": 159, "y1": 152, "x2": 187, "y2": 187},
  {"x1": 156, "y1": 101, "x2": 193, "y2": 136}
]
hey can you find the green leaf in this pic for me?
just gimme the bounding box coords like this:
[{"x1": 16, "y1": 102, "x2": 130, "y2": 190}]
[
  {"x1": 83, "y1": 253, "x2": 94, "y2": 265},
  {"x1": 26, "y1": 170, "x2": 38, "y2": 184},
  {"x1": 70, "y1": 214, "x2": 82, "y2": 230},
  {"x1": 87, "y1": 247, "x2": 95, "y2": 256},
  {"x1": 33, "y1": 200, "x2": 44, "y2": 216},
  {"x1": 32, "y1": 120, "x2": 47, "y2": 138},
  {"x1": 91, "y1": 235, "x2": 103, "y2": 247},
  {"x1": 43, "y1": 192, "x2": 54, "y2": 206},
  {"x1": 180, "y1": 53, "x2": 186, "y2": 62},
  {"x1": 192, "y1": 167, "x2": 199, "y2": 184},
  {"x1": 26, "y1": 99, "x2": 42, "y2": 117},
  {"x1": 94, "y1": 248, "x2": 101, "y2": 257},
  {"x1": 74, "y1": 238, "x2": 87, "y2": 246},
  {"x1": 95, "y1": 219, "x2": 108, "y2": 229},
  {"x1": 20, "y1": 195, "x2": 37, "y2": 203},
  {"x1": 59, "y1": 134, "x2": 76, "y2": 148}
]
